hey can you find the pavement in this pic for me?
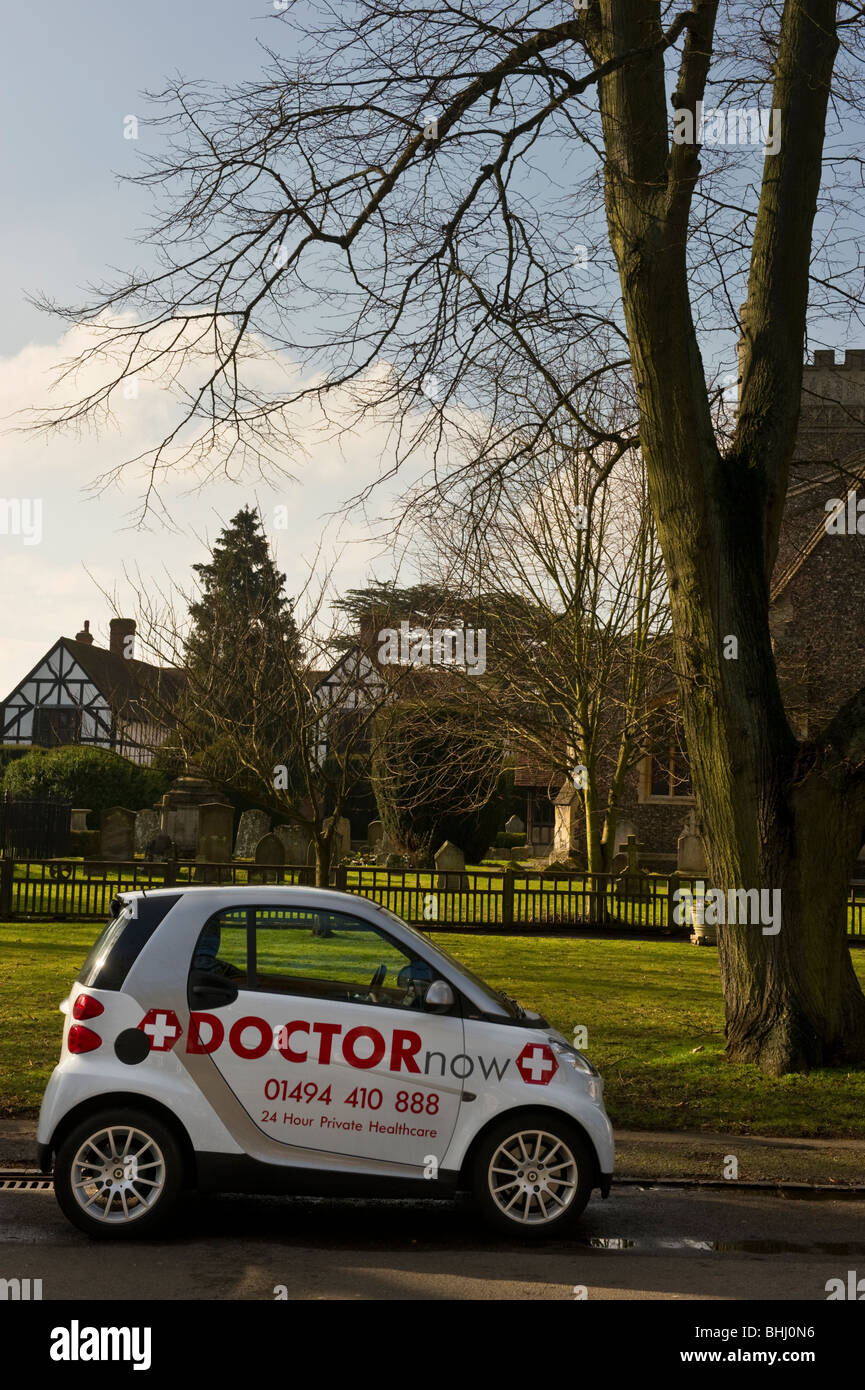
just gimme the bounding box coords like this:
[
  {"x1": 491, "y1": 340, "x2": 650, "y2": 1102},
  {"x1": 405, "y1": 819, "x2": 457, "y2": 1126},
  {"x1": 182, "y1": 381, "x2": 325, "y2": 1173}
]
[
  {"x1": 2, "y1": 1181, "x2": 863, "y2": 1300},
  {"x1": 3, "y1": 1117, "x2": 864, "y2": 1187}
]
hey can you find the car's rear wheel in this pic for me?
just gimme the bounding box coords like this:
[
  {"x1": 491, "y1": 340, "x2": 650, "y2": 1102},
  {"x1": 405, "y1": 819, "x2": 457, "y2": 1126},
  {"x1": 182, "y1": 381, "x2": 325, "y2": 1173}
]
[
  {"x1": 472, "y1": 1111, "x2": 595, "y2": 1239},
  {"x1": 54, "y1": 1108, "x2": 183, "y2": 1239}
]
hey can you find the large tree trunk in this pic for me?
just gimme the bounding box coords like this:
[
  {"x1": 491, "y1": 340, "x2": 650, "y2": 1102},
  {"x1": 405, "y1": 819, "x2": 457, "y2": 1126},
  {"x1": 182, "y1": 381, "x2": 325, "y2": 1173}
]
[
  {"x1": 681, "y1": 533, "x2": 865, "y2": 1071},
  {"x1": 590, "y1": 0, "x2": 865, "y2": 1069}
]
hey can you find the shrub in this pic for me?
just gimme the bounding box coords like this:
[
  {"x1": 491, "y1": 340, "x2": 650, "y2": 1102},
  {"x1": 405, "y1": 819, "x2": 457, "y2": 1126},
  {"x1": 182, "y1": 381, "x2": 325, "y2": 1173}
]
[
  {"x1": 0, "y1": 745, "x2": 36, "y2": 783},
  {"x1": 371, "y1": 700, "x2": 509, "y2": 862},
  {"x1": 495, "y1": 830, "x2": 525, "y2": 848},
  {"x1": 3, "y1": 746, "x2": 168, "y2": 819}
]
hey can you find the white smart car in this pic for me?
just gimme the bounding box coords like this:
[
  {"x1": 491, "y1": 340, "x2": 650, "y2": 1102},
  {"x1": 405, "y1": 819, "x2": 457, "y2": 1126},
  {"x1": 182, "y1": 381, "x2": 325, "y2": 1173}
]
[{"x1": 38, "y1": 886, "x2": 614, "y2": 1240}]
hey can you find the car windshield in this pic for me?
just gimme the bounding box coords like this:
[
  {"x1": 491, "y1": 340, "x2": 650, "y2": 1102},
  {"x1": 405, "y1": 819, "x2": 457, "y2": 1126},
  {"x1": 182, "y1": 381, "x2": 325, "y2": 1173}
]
[{"x1": 376, "y1": 905, "x2": 522, "y2": 1017}]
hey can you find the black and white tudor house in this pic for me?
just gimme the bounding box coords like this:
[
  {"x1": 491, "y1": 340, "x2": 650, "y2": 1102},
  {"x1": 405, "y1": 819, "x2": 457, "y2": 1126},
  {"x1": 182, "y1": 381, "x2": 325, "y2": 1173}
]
[{"x1": 1, "y1": 618, "x2": 183, "y2": 766}]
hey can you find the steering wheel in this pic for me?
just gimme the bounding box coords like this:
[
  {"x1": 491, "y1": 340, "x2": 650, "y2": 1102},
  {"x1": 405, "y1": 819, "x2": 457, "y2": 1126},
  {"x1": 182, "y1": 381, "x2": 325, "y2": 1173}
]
[{"x1": 369, "y1": 964, "x2": 387, "y2": 990}]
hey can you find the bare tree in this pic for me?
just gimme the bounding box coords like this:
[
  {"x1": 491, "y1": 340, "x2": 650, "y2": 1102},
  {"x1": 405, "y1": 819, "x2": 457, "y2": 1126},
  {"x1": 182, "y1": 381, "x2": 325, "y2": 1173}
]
[
  {"x1": 420, "y1": 426, "x2": 671, "y2": 874},
  {"x1": 27, "y1": 1, "x2": 865, "y2": 1072}
]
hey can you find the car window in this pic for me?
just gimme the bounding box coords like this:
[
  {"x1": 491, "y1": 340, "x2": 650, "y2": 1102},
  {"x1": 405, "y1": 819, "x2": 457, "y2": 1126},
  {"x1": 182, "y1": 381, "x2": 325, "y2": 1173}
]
[
  {"x1": 190, "y1": 907, "x2": 248, "y2": 983},
  {"x1": 79, "y1": 894, "x2": 182, "y2": 992},
  {"x1": 377, "y1": 903, "x2": 517, "y2": 1017},
  {"x1": 189, "y1": 906, "x2": 449, "y2": 1010}
]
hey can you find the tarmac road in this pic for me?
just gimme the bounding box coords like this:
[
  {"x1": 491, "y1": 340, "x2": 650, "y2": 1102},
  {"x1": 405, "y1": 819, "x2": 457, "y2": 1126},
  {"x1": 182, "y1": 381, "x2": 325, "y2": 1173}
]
[{"x1": 2, "y1": 1182, "x2": 865, "y2": 1300}]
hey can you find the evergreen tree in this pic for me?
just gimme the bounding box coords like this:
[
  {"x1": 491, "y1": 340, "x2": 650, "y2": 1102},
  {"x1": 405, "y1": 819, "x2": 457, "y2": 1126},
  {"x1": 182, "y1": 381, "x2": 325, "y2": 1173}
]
[{"x1": 178, "y1": 507, "x2": 303, "y2": 795}]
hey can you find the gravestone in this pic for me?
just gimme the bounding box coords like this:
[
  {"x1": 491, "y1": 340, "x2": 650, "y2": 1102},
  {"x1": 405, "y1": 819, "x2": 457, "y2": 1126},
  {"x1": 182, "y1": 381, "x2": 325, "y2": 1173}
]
[
  {"x1": 134, "y1": 809, "x2": 160, "y2": 856},
  {"x1": 612, "y1": 819, "x2": 636, "y2": 859},
  {"x1": 553, "y1": 783, "x2": 579, "y2": 857},
  {"x1": 505, "y1": 814, "x2": 525, "y2": 836},
  {"x1": 100, "y1": 807, "x2": 135, "y2": 861},
  {"x1": 612, "y1": 833, "x2": 642, "y2": 875},
  {"x1": 435, "y1": 840, "x2": 465, "y2": 889},
  {"x1": 70, "y1": 808, "x2": 91, "y2": 834},
  {"x1": 613, "y1": 834, "x2": 652, "y2": 900},
  {"x1": 150, "y1": 832, "x2": 175, "y2": 861},
  {"x1": 197, "y1": 802, "x2": 234, "y2": 863},
  {"x1": 323, "y1": 814, "x2": 352, "y2": 864},
  {"x1": 274, "y1": 823, "x2": 314, "y2": 865},
  {"x1": 158, "y1": 772, "x2": 220, "y2": 858},
  {"x1": 255, "y1": 832, "x2": 286, "y2": 866},
  {"x1": 367, "y1": 820, "x2": 383, "y2": 850},
  {"x1": 234, "y1": 809, "x2": 270, "y2": 859},
  {"x1": 677, "y1": 810, "x2": 707, "y2": 875},
  {"x1": 385, "y1": 852, "x2": 407, "y2": 871}
]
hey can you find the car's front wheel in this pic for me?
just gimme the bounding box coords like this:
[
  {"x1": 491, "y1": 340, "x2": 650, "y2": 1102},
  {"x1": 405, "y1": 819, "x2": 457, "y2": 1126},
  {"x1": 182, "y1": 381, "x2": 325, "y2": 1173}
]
[
  {"x1": 472, "y1": 1111, "x2": 595, "y2": 1239},
  {"x1": 54, "y1": 1108, "x2": 183, "y2": 1239}
]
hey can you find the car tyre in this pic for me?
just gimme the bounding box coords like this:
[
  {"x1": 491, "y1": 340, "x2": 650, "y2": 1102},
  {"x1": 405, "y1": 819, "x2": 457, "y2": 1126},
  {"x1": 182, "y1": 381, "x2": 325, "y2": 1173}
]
[
  {"x1": 472, "y1": 1110, "x2": 595, "y2": 1240},
  {"x1": 54, "y1": 1108, "x2": 183, "y2": 1239}
]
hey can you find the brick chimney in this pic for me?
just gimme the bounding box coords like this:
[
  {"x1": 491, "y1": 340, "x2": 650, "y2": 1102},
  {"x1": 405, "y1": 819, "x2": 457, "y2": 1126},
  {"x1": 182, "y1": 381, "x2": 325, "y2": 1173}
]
[
  {"x1": 109, "y1": 617, "x2": 136, "y2": 660},
  {"x1": 75, "y1": 620, "x2": 94, "y2": 646}
]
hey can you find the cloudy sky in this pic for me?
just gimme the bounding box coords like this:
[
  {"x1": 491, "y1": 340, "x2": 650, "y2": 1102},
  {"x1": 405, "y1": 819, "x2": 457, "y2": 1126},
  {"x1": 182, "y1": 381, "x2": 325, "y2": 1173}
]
[
  {"x1": 0, "y1": 0, "x2": 423, "y2": 698},
  {"x1": 2, "y1": 3, "x2": 857, "y2": 701}
]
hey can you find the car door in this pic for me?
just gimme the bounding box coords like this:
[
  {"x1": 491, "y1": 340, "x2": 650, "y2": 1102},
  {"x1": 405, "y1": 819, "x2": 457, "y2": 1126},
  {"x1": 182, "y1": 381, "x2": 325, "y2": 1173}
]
[{"x1": 188, "y1": 904, "x2": 464, "y2": 1170}]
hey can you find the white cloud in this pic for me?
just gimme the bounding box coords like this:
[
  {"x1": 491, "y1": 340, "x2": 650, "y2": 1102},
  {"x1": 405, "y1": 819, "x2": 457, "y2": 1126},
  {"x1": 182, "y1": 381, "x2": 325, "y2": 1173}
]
[{"x1": 0, "y1": 322, "x2": 432, "y2": 697}]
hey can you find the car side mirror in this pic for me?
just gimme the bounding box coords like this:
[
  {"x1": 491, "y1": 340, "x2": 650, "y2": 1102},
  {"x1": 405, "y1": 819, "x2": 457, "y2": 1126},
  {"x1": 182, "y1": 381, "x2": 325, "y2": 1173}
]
[{"x1": 424, "y1": 979, "x2": 454, "y2": 1012}]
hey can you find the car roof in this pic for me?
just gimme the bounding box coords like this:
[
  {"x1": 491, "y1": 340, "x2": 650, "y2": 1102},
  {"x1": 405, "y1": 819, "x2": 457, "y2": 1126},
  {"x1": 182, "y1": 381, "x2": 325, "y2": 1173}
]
[{"x1": 118, "y1": 885, "x2": 401, "y2": 915}]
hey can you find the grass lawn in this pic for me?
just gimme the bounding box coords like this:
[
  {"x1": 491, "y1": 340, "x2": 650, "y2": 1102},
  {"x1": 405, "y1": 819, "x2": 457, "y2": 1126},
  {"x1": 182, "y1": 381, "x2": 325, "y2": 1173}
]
[{"x1": 3, "y1": 919, "x2": 865, "y2": 1137}]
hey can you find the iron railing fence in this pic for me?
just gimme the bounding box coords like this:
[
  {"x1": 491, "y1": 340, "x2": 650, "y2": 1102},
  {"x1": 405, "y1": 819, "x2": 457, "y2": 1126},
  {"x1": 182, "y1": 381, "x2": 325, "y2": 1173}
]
[{"x1": 4, "y1": 859, "x2": 865, "y2": 938}]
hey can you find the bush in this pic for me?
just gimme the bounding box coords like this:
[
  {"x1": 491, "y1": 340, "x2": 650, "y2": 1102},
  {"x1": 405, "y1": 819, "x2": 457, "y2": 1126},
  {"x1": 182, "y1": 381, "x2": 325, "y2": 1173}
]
[
  {"x1": 0, "y1": 745, "x2": 36, "y2": 783},
  {"x1": 3, "y1": 746, "x2": 168, "y2": 819},
  {"x1": 371, "y1": 700, "x2": 509, "y2": 862},
  {"x1": 495, "y1": 831, "x2": 525, "y2": 848}
]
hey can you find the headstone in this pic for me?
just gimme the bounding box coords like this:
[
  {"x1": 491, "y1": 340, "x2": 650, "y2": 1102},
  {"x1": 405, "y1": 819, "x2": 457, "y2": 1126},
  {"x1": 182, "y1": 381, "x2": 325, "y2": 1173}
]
[
  {"x1": 255, "y1": 832, "x2": 286, "y2": 866},
  {"x1": 553, "y1": 783, "x2": 579, "y2": 857},
  {"x1": 505, "y1": 814, "x2": 525, "y2": 836},
  {"x1": 158, "y1": 772, "x2": 220, "y2": 858},
  {"x1": 612, "y1": 834, "x2": 643, "y2": 875},
  {"x1": 323, "y1": 814, "x2": 352, "y2": 864},
  {"x1": 197, "y1": 802, "x2": 235, "y2": 863},
  {"x1": 234, "y1": 809, "x2": 271, "y2": 859},
  {"x1": 677, "y1": 810, "x2": 707, "y2": 875},
  {"x1": 612, "y1": 819, "x2": 636, "y2": 858},
  {"x1": 613, "y1": 834, "x2": 652, "y2": 900},
  {"x1": 385, "y1": 852, "x2": 406, "y2": 872},
  {"x1": 100, "y1": 807, "x2": 135, "y2": 861},
  {"x1": 435, "y1": 840, "x2": 465, "y2": 889},
  {"x1": 150, "y1": 832, "x2": 175, "y2": 861},
  {"x1": 70, "y1": 808, "x2": 91, "y2": 834},
  {"x1": 367, "y1": 820, "x2": 383, "y2": 850},
  {"x1": 274, "y1": 823, "x2": 314, "y2": 865},
  {"x1": 134, "y1": 809, "x2": 159, "y2": 856}
]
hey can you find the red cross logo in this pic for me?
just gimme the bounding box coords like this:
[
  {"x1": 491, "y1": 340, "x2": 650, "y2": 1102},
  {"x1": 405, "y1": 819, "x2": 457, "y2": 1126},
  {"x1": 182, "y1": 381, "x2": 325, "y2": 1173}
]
[
  {"x1": 516, "y1": 1042, "x2": 558, "y2": 1086},
  {"x1": 138, "y1": 1009, "x2": 183, "y2": 1052}
]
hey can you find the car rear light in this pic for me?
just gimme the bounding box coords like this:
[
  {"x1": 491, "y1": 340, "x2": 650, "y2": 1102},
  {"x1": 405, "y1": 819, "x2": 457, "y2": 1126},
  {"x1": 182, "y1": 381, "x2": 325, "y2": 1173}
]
[
  {"x1": 67, "y1": 1025, "x2": 102, "y2": 1054},
  {"x1": 72, "y1": 994, "x2": 104, "y2": 1021}
]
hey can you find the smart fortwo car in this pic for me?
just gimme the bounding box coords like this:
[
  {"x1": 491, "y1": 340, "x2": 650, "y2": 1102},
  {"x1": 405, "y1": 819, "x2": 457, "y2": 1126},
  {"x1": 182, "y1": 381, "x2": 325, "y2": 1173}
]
[{"x1": 38, "y1": 886, "x2": 614, "y2": 1240}]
